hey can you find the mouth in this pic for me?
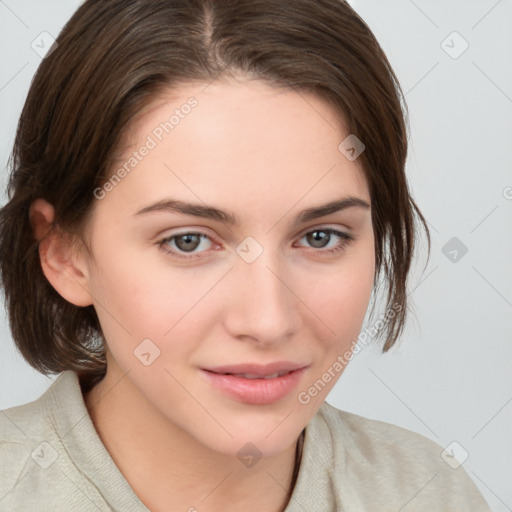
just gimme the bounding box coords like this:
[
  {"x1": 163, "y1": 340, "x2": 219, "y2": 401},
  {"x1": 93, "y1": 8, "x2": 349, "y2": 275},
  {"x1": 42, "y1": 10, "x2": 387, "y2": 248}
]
[{"x1": 200, "y1": 362, "x2": 309, "y2": 405}]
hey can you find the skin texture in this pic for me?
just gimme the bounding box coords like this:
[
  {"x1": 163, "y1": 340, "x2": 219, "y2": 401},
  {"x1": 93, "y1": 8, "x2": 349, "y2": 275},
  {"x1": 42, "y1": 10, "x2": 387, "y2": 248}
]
[{"x1": 29, "y1": 78, "x2": 375, "y2": 512}]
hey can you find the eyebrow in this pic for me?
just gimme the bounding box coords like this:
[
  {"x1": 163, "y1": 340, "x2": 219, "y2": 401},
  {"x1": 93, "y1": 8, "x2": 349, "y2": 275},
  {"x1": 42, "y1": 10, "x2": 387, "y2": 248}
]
[{"x1": 134, "y1": 196, "x2": 370, "y2": 226}]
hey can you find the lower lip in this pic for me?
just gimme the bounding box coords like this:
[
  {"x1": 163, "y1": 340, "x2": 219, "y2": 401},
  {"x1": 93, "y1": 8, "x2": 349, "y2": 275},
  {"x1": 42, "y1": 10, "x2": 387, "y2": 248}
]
[{"x1": 201, "y1": 368, "x2": 307, "y2": 405}]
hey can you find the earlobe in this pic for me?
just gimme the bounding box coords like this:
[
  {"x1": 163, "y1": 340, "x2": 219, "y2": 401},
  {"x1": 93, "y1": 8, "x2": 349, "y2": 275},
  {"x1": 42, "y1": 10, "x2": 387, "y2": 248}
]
[{"x1": 29, "y1": 198, "x2": 93, "y2": 307}]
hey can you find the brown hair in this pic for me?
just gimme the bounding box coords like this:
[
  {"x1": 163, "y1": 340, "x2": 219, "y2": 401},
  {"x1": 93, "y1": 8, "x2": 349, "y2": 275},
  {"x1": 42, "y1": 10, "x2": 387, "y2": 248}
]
[{"x1": 0, "y1": 0, "x2": 430, "y2": 393}]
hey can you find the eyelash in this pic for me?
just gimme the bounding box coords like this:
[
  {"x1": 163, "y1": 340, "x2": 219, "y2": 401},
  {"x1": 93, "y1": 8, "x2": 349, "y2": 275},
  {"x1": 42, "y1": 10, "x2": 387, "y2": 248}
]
[{"x1": 157, "y1": 228, "x2": 355, "y2": 260}]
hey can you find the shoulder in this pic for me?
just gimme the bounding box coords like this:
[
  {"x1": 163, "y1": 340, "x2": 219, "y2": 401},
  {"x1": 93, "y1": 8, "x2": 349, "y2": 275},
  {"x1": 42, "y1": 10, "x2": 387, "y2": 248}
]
[
  {"x1": 0, "y1": 381, "x2": 53, "y2": 461},
  {"x1": 309, "y1": 401, "x2": 491, "y2": 511},
  {"x1": 0, "y1": 382, "x2": 53, "y2": 507},
  {"x1": 1, "y1": 371, "x2": 149, "y2": 511},
  {"x1": 0, "y1": 374, "x2": 64, "y2": 448},
  {"x1": 318, "y1": 401, "x2": 444, "y2": 461},
  {"x1": 0, "y1": 375, "x2": 66, "y2": 497},
  {"x1": 0, "y1": 372, "x2": 105, "y2": 511}
]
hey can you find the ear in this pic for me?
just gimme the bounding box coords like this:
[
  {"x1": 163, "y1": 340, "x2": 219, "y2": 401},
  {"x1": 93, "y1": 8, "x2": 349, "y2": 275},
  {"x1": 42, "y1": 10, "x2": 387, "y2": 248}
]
[{"x1": 29, "y1": 198, "x2": 93, "y2": 307}]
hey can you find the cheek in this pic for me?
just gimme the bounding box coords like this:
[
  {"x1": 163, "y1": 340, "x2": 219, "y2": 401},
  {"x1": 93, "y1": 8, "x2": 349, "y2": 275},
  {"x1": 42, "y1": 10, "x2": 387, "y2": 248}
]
[
  {"x1": 88, "y1": 251, "x2": 222, "y2": 365},
  {"x1": 294, "y1": 258, "x2": 374, "y2": 406},
  {"x1": 308, "y1": 252, "x2": 375, "y2": 341},
  {"x1": 88, "y1": 245, "x2": 178, "y2": 330},
  {"x1": 311, "y1": 283, "x2": 372, "y2": 365}
]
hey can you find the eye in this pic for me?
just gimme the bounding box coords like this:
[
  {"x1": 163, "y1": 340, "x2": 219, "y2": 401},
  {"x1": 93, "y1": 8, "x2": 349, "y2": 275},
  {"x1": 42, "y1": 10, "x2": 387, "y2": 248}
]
[
  {"x1": 295, "y1": 228, "x2": 355, "y2": 255},
  {"x1": 158, "y1": 231, "x2": 214, "y2": 260},
  {"x1": 157, "y1": 227, "x2": 355, "y2": 260}
]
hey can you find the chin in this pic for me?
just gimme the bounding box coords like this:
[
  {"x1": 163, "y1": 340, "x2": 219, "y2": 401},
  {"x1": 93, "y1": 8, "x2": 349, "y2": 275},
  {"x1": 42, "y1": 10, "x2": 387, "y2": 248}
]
[{"x1": 190, "y1": 412, "x2": 305, "y2": 460}]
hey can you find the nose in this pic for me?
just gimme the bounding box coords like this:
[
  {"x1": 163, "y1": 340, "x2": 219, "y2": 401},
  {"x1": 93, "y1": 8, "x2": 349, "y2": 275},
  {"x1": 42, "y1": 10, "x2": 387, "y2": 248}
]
[{"x1": 222, "y1": 246, "x2": 301, "y2": 347}]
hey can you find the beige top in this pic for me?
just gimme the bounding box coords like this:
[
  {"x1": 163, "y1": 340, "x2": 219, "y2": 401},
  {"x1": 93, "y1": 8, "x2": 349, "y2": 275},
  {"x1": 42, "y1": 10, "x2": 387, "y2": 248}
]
[{"x1": 0, "y1": 370, "x2": 490, "y2": 511}]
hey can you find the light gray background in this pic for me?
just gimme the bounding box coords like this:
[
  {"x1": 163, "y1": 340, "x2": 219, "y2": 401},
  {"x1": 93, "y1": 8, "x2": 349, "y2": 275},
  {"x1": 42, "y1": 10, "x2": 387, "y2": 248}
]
[{"x1": 1, "y1": 1, "x2": 511, "y2": 510}]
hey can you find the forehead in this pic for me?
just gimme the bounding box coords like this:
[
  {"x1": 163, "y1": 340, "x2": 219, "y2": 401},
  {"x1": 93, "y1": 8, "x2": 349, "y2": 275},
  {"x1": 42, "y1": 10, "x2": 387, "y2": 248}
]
[{"x1": 99, "y1": 79, "x2": 370, "y2": 221}]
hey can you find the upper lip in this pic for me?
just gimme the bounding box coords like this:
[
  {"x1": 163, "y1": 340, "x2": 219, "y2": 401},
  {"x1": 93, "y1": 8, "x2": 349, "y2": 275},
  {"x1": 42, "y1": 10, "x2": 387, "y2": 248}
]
[{"x1": 203, "y1": 361, "x2": 308, "y2": 376}]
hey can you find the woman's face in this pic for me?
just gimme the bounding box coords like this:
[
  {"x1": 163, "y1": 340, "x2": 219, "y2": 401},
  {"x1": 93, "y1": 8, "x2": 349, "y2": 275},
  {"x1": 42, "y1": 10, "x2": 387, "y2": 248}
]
[{"x1": 81, "y1": 79, "x2": 375, "y2": 457}]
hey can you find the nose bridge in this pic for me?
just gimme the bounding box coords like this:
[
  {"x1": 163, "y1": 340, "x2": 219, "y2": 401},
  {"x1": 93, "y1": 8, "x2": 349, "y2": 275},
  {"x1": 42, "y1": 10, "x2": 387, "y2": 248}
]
[{"x1": 224, "y1": 237, "x2": 299, "y2": 343}]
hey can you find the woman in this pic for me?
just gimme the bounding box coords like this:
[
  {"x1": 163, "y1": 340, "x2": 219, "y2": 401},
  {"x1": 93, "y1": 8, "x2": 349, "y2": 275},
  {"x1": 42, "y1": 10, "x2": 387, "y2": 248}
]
[{"x1": 0, "y1": 0, "x2": 491, "y2": 510}]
